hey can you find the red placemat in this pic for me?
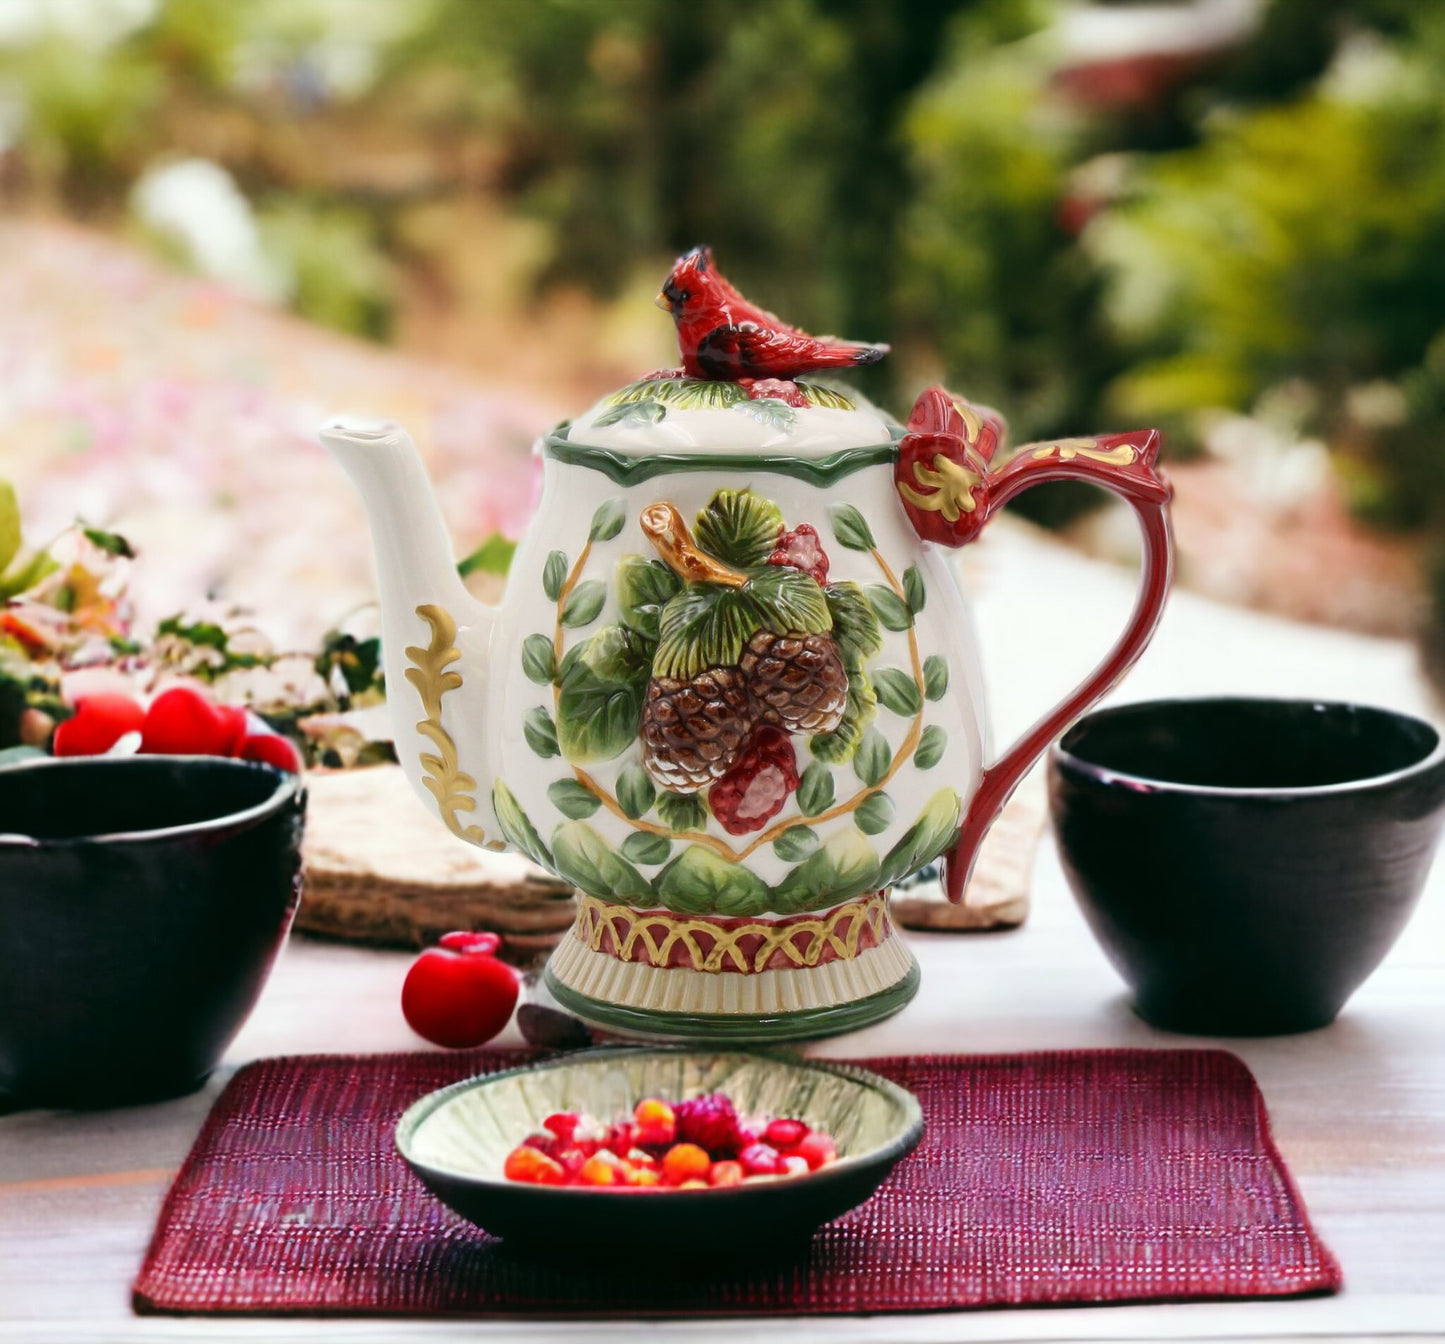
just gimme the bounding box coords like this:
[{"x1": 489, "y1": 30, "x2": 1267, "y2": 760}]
[{"x1": 132, "y1": 1048, "x2": 1340, "y2": 1316}]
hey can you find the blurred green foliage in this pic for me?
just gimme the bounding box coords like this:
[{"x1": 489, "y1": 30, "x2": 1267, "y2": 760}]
[{"x1": 3, "y1": 0, "x2": 1445, "y2": 540}]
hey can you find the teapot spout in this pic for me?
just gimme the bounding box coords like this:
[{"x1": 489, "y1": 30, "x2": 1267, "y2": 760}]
[{"x1": 319, "y1": 418, "x2": 502, "y2": 847}]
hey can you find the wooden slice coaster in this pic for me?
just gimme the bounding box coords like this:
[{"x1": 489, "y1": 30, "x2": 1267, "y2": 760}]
[{"x1": 298, "y1": 766, "x2": 575, "y2": 964}]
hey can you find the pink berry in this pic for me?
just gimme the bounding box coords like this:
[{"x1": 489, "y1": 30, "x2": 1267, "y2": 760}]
[
  {"x1": 764, "y1": 1118, "x2": 807, "y2": 1149},
  {"x1": 781, "y1": 1155, "x2": 810, "y2": 1177},
  {"x1": 795, "y1": 1131, "x2": 837, "y2": 1170},
  {"x1": 675, "y1": 1094, "x2": 744, "y2": 1156},
  {"x1": 739, "y1": 1142, "x2": 782, "y2": 1176},
  {"x1": 543, "y1": 1112, "x2": 581, "y2": 1141}
]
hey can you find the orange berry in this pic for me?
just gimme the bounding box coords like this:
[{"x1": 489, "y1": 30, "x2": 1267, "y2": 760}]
[
  {"x1": 578, "y1": 1154, "x2": 622, "y2": 1186},
  {"x1": 633, "y1": 1096, "x2": 677, "y2": 1146},
  {"x1": 503, "y1": 1145, "x2": 565, "y2": 1185},
  {"x1": 627, "y1": 1166, "x2": 662, "y2": 1187},
  {"x1": 662, "y1": 1141, "x2": 712, "y2": 1185},
  {"x1": 679, "y1": 1178, "x2": 708, "y2": 1189},
  {"x1": 708, "y1": 1159, "x2": 745, "y2": 1187}
]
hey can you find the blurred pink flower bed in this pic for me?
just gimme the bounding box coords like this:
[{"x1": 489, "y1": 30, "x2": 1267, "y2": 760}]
[{"x1": 0, "y1": 219, "x2": 550, "y2": 648}]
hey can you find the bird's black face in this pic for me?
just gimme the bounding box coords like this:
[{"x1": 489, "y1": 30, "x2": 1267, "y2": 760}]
[
  {"x1": 658, "y1": 274, "x2": 690, "y2": 314},
  {"x1": 656, "y1": 246, "x2": 710, "y2": 314}
]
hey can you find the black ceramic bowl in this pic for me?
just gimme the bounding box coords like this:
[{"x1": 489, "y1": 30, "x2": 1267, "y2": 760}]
[
  {"x1": 0, "y1": 755, "x2": 305, "y2": 1108},
  {"x1": 1049, "y1": 697, "x2": 1445, "y2": 1036},
  {"x1": 395, "y1": 1047, "x2": 923, "y2": 1253}
]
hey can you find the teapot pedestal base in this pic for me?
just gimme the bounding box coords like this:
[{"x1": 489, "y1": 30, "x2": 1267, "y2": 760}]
[{"x1": 542, "y1": 898, "x2": 919, "y2": 1042}]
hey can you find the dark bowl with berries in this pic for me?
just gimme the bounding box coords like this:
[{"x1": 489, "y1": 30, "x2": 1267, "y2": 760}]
[
  {"x1": 395, "y1": 1047, "x2": 923, "y2": 1253},
  {"x1": 0, "y1": 754, "x2": 304, "y2": 1109}
]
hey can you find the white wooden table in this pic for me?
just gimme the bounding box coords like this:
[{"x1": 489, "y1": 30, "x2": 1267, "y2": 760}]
[{"x1": 4, "y1": 522, "x2": 1443, "y2": 1343}]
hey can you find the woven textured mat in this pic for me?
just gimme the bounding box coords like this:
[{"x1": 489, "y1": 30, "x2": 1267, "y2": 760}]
[{"x1": 133, "y1": 1048, "x2": 1340, "y2": 1317}]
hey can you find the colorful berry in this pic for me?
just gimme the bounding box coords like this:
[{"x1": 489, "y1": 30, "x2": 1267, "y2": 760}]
[
  {"x1": 503, "y1": 1146, "x2": 565, "y2": 1185},
  {"x1": 674, "y1": 1093, "x2": 744, "y2": 1155},
  {"x1": 633, "y1": 1097, "x2": 677, "y2": 1147},
  {"x1": 763, "y1": 1117, "x2": 807, "y2": 1149},
  {"x1": 708, "y1": 1160, "x2": 745, "y2": 1187},
  {"x1": 781, "y1": 1155, "x2": 811, "y2": 1177},
  {"x1": 578, "y1": 1154, "x2": 622, "y2": 1186},
  {"x1": 707, "y1": 725, "x2": 800, "y2": 836},
  {"x1": 738, "y1": 1142, "x2": 783, "y2": 1176},
  {"x1": 766, "y1": 522, "x2": 829, "y2": 585},
  {"x1": 661, "y1": 1142, "x2": 712, "y2": 1185},
  {"x1": 795, "y1": 1131, "x2": 838, "y2": 1170}
]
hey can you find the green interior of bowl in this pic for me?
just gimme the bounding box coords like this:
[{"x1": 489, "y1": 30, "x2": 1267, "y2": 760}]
[{"x1": 400, "y1": 1050, "x2": 918, "y2": 1182}]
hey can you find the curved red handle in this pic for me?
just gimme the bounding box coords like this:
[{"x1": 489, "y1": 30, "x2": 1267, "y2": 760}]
[{"x1": 892, "y1": 387, "x2": 1173, "y2": 904}]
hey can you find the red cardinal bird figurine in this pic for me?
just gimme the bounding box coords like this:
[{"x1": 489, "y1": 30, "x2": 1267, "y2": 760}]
[{"x1": 658, "y1": 246, "x2": 889, "y2": 381}]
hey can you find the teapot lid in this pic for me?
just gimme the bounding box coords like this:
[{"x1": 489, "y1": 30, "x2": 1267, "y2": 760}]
[{"x1": 559, "y1": 376, "x2": 899, "y2": 456}]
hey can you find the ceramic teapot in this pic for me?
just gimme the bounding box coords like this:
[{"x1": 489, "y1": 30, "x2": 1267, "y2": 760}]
[{"x1": 321, "y1": 252, "x2": 1172, "y2": 1042}]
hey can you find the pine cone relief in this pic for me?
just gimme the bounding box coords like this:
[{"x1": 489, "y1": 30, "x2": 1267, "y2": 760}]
[
  {"x1": 740, "y1": 630, "x2": 848, "y2": 735},
  {"x1": 640, "y1": 665, "x2": 755, "y2": 794}
]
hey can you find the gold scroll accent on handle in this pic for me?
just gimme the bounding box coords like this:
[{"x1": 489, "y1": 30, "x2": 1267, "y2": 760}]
[
  {"x1": 576, "y1": 892, "x2": 891, "y2": 974},
  {"x1": 1030, "y1": 437, "x2": 1137, "y2": 466},
  {"x1": 404, "y1": 603, "x2": 504, "y2": 850}
]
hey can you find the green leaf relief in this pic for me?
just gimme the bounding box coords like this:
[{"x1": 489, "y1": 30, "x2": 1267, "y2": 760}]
[
  {"x1": 547, "y1": 777, "x2": 601, "y2": 819},
  {"x1": 796, "y1": 761, "x2": 836, "y2": 816},
  {"x1": 854, "y1": 727, "x2": 892, "y2": 787},
  {"x1": 523, "y1": 707, "x2": 559, "y2": 758},
  {"x1": 604, "y1": 377, "x2": 746, "y2": 410},
  {"x1": 561, "y1": 579, "x2": 607, "y2": 628},
  {"x1": 879, "y1": 788, "x2": 962, "y2": 888},
  {"x1": 923, "y1": 656, "x2": 949, "y2": 701},
  {"x1": 592, "y1": 399, "x2": 667, "y2": 428},
  {"x1": 492, "y1": 781, "x2": 552, "y2": 867},
  {"x1": 824, "y1": 581, "x2": 883, "y2": 667},
  {"x1": 657, "y1": 845, "x2": 770, "y2": 916},
  {"x1": 772, "y1": 827, "x2": 881, "y2": 913},
  {"x1": 620, "y1": 831, "x2": 673, "y2": 866},
  {"x1": 694, "y1": 488, "x2": 784, "y2": 569},
  {"x1": 615, "y1": 555, "x2": 681, "y2": 643},
  {"x1": 872, "y1": 667, "x2": 922, "y2": 717},
  {"x1": 915, "y1": 724, "x2": 947, "y2": 770},
  {"x1": 809, "y1": 670, "x2": 878, "y2": 765},
  {"x1": 657, "y1": 791, "x2": 708, "y2": 832},
  {"x1": 828, "y1": 503, "x2": 875, "y2": 552},
  {"x1": 652, "y1": 585, "x2": 764, "y2": 680},
  {"x1": 903, "y1": 566, "x2": 926, "y2": 615},
  {"x1": 615, "y1": 763, "x2": 657, "y2": 819},
  {"x1": 794, "y1": 380, "x2": 857, "y2": 410},
  {"x1": 867, "y1": 585, "x2": 913, "y2": 632},
  {"x1": 542, "y1": 551, "x2": 568, "y2": 602},
  {"x1": 589, "y1": 497, "x2": 627, "y2": 542},
  {"x1": 772, "y1": 825, "x2": 819, "y2": 862},
  {"x1": 556, "y1": 625, "x2": 649, "y2": 763},
  {"x1": 736, "y1": 397, "x2": 797, "y2": 432},
  {"x1": 550, "y1": 821, "x2": 653, "y2": 901},
  {"x1": 457, "y1": 532, "x2": 515, "y2": 579},
  {"x1": 521, "y1": 633, "x2": 556, "y2": 685},
  {"x1": 743, "y1": 566, "x2": 831, "y2": 635},
  {"x1": 855, "y1": 791, "x2": 896, "y2": 835}
]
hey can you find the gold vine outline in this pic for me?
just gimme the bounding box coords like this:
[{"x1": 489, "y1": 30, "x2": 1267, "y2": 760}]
[
  {"x1": 577, "y1": 892, "x2": 891, "y2": 974},
  {"x1": 545, "y1": 523, "x2": 927, "y2": 864},
  {"x1": 405, "y1": 603, "x2": 505, "y2": 850}
]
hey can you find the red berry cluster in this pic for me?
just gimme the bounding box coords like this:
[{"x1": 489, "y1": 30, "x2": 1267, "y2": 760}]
[
  {"x1": 51, "y1": 685, "x2": 300, "y2": 773},
  {"x1": 502, "y1": 1091, "x2": 838, "y2": 1189}
]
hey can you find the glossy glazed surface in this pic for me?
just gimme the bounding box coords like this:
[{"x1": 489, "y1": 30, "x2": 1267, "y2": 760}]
[
  {"x1": 1049, "y1": 698, "x2": 1445, "y2": 1035},
  {"x1": 0, "y1": 756, "x2": 305, "y2": 1107}
]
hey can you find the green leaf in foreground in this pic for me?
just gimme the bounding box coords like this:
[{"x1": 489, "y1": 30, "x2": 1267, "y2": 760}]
[
  {"x1": 879, "y1": 787, "x2": 962, "y2": 888},
  {"x1": 923, "y1": 656, "x2": 949, "y2": 701},
  {"x1": 657, "y1": 791, "x2": 708, "y2": 832},
  {"x1": 615, "y1": 762, "x2": 657, "y2": 819},
  {"x1": 694, "y1": 488, "x2": 784, "y2": 569},
  {"x1": 547, "y1": 778, "x2": 601, "y2": 819},
  {"x1": 550, "y1": 821, "x2": 653, "y2": 901},
  {"x1": 542, "y1": 551, "x2": 568, "y2": 602},
  {"x1": 521, "y1": 633, "x2": 556, "y2": 685},
  {"x1": 620, "y1": 831, "x2": 673, "y2": 866},
  {"x1": 657, "y1": 844, "x2": 770, "y2": 916},
  {"x1": 492, "y1": 781, "x2": 552, "y2": 867},
  {"x1": 796, "y1": 761, "x2": 836, "y2": 816},
  {"x1": 903, "y1": 565, "x2": 926, "y2": 615},
  {"x1": 855, "y1": 791, "x2": 896, "y2": 835},
  {"x1": 772, "y1": 827, "x2": 881, "y2": 913},
  {"x1": 828, "y1": 503, "x2": 875, "y2": 551},
  {"x1": 556, "y1": 626, "x2": 649, "y2": 763},
  {"x1": 867, "y1": 584, "x2": 913, "y2": 632},
  {"x1": 589, "y1": 497, "x2": 627, "y2": 542},
  {"x1": 772, "y1": 825, "x2": 819, "y2": 862},
  {"x1": 523, "y1": 707, "x2": 559, "y2": 758},
  {"x1": 915, "y1": 724, "x2": 947, "y2": 769},
  {"x1": 854, "y1": 727, "x2": 892, "y2": 787},
  {"x1": 561, "y1": 579, "x2": 607, "y2": 628},
  {"x1": 872, "y1": 667, "x2": 922, "y2": 717}
]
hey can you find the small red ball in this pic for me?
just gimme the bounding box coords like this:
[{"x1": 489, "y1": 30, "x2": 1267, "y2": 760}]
[{"x1": 400, "y1": 941, "x2": 519, "y2": 1049}]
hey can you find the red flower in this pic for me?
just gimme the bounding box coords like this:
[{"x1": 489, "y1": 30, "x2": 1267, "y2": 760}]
[{"x1": 766, "y1": 523, "x2": 829, "y2": 585}]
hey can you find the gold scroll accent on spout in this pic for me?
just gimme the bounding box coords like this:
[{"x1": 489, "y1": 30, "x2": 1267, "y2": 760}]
[
  {"x1": 575, "y1": 892, "x2": 891, "y2": 974},
  {"x1": 1030, "y1": 438, "x2": 1137, "y2": 466},
  {"x1": 404, "y1": 604, "x2": 504, "y2": 850}
]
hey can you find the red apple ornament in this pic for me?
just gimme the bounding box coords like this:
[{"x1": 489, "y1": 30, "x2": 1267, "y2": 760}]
[
  {"x1": 401, "y1": 930, "x2": 519, "y2": 1048},
  {"x1": 51, "y1": 694, "x2": 145, "y2": 757}
]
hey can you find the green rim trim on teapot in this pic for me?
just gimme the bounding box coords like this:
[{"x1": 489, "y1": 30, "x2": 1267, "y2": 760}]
[{"x1": 543, "y1": 435, "x2": 900, "y2": 487}]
